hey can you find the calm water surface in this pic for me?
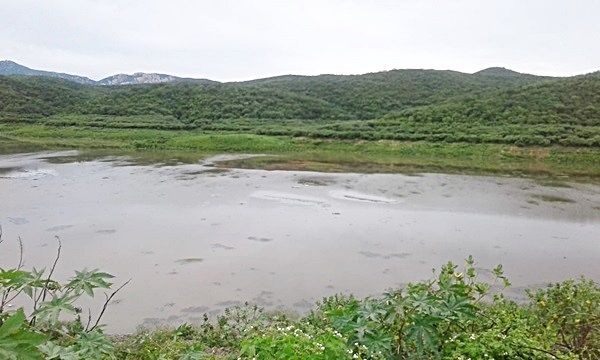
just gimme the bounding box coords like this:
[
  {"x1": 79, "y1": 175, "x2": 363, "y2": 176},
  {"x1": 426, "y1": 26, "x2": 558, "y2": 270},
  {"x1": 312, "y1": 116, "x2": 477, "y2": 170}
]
[{"x1": 0, "y1": 150, "x2": 599, "y2": 333}]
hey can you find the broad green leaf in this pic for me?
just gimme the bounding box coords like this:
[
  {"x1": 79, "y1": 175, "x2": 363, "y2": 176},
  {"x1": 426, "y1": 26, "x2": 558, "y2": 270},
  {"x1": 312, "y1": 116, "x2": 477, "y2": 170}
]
[
  {"x1": 66, "y1": 269, "x2": 114, "y2": 296},
  {"x1": 73, "y1": 329, "x2": 114, "y2": 359},
  {"x1": 33, "y1": 294, "x2": 78, "y2": 325},
  {"x1": 0, "y1": 309, "x2": 46, "y2": 360},
  {"x1": 38, "y1": 341, "x2": 79, "y2": 360}
]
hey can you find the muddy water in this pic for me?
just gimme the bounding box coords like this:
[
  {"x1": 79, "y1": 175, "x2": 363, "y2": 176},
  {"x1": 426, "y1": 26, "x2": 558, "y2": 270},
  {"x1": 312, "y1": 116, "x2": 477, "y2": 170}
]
[{"x1": 0, "y1": 150, "x2": 599, "y2": 333}]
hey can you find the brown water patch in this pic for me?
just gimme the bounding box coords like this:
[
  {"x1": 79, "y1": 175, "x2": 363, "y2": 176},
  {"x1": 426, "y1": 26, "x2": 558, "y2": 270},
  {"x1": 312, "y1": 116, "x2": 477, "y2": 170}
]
[
  {"x1": 8, "y1": 217, "x2": 28, "y2": 225},
  {"x1": 175, "y1": 258, "x2": 204, "y2": 265},
  {"x1": 531, "y1": 194, "x2": 576, "y2": 203},
  {"x1": 248, "y1": 236, "x2": 273, "y2": 242},
  {"x1": 44, "y1": 149, "x2": 208, "y2": 167},
  {"x1": 142, "y1": 315, "x2": 182, "y2": 327},
  {"x1": 359, "y1": 251, "x2": 411, "y2": 259},
  {"x1": 0, "y1": 166, "x2": 21, "y2": 175},
  {"x1": 46, "y1": 224, "x2": 74, "y2": 232},
  {"x1": 252, "y1": 291, "x2": 275, "y2": 306},
  {"x1": 293, "y1": 300, "x2": 313, "y2": 309},
  {"x1": 96, "y1": 229, "x2": 117, "y2": 234},
  {"x1": 212, "y1": 243, "x2": 235, "y2": 250},
  {"x1": 182, "y1": 168, "x2": 229, "y2": 176},
  {"x1": 181, "y1": 306, "x2": 210, "y2": 314},
  {"x1": 215, "y1": 300, "x2": 242, "y2": 307},
  {"x1": 297, "y1": 177, "x2": 335, "y2": 186},
  {"x1": 535, "y1": 180, "x2": 573, "y2": 188}
]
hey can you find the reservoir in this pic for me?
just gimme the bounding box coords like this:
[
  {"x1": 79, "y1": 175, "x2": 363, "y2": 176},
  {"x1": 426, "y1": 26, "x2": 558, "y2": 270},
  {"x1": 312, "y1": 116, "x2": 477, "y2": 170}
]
[{"x1": 1, "y1": 150, "x2": 598, "y2": 333}]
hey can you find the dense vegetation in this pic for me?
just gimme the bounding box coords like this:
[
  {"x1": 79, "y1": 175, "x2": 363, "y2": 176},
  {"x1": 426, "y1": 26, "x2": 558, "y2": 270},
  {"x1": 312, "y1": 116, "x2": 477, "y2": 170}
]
[
  {"x1": 1, "y1": 69, "x2": 599, "y2": 147},
  {"x1": 1, "y1": 233, "x2": 598, "y2": 359},
  {"x1": 0, "y1": 68, "x2": 546, "y2": 120}
]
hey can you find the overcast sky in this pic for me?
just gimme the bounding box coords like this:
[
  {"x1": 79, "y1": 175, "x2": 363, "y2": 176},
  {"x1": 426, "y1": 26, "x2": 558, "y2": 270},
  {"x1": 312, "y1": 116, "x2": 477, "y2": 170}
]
[{"x1": 1, "y1": 0, "x2": 599, "y2": 81}]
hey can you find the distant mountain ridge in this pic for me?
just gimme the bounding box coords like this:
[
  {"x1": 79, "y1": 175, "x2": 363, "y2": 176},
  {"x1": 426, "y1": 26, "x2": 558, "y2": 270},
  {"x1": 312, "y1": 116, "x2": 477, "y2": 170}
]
[
  {"x1": 474, "y1": 67, "x2": 532, "y2": 77},
  {"x1": 0, "y1": 60, "x2": 214, "y2": 86},
  {"x1": 1, "y1": 60, "x2": 547, "y2": 86},
  {"x1": 97, "y1": 72, "x2": 216, "y2": 85},
  {"x1": 0, "y1": 63, "x2": 559, "y2": 121},
  {"x1": 0, "y1": 60, "x2": 96, "y2": 85}
]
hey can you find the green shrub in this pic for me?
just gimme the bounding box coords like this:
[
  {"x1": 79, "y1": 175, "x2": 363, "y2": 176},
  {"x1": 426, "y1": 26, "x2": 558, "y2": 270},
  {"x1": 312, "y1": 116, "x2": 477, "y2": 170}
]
[
  {"x1": 528, "y1": 279, "x2": 600, "y2": 359},
  {"x1": 240, "y1": 324, "x2": 352, "y2": 360}
]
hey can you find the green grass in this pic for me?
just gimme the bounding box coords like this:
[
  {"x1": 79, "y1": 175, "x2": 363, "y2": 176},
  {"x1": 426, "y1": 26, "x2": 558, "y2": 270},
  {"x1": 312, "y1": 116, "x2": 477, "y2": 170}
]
[
  {"x1": 1, "y1": 123, "x2": 599, "y2": 180},
  {"x1": 4, "y1": 113, "x2": 600, "y2": 147}
]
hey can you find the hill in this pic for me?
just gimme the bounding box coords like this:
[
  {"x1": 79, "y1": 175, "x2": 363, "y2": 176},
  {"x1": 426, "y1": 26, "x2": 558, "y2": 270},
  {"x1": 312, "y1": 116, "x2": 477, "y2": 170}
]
[
  {"x1": 0, "y1": 60, "x2": 215, "y2": 86},
  {"x1": 0, "y1": 67, "x2": 598, "y2": 147},
  {"x1": 0, "y1": 60, "x2": 96, "y2": 85},
  {"x1": 398, "y1": 71, "x2": 600, "y2": 126},
  {"x1": 239, "y1": 69, "x2": 546, "y2": 119},
  {"x1": 0, "y1": 68, "x2": 548, "y2": 120},
  {"x1": 313, "y1": 72, "x2": 600, "y2": 146},
  {"x1": 474, "y1": 66, "x2": 532, "y2": 78}
]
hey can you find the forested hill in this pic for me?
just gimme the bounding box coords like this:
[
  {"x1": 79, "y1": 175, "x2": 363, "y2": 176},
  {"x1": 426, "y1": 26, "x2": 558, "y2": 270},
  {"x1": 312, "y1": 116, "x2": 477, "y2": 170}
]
[
  {"x1": 311, "y1": 72, "x2": 600, "y2": 146},
  {"x1": 394, "y1": 71, "x2": 600, "y2": 126},
  {"x1": 0, "y1": 68, "x2": 550, "y2": 121},
  {"x1": 1, "y1": 69, "x2": 599, "y2": 146},
  {"x1": 237, "y1": 69, "x2": 548, "y2": 119}
]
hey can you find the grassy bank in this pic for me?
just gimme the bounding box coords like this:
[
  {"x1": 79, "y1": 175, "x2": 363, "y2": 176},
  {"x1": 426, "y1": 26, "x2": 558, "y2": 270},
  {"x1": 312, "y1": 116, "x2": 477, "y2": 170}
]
[{"x1": 1, "y1": 123, "x2": 599, "y2": 180}]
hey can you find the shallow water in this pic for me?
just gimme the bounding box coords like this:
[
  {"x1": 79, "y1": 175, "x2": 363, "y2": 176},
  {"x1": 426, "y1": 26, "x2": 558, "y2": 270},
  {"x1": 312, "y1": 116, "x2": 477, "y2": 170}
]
[{"x1": 0, "y1": 150, "x2": 599, "y2": 333}]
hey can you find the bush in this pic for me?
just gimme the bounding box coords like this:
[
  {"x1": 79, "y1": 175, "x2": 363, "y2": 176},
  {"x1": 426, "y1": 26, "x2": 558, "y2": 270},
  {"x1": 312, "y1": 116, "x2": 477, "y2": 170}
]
[
  {"x1": 528, "y1": 279, "x2": 600, "y2": 359},
  {"x1": 240, "y1": 324, "x2": 352, "y2": 360}
]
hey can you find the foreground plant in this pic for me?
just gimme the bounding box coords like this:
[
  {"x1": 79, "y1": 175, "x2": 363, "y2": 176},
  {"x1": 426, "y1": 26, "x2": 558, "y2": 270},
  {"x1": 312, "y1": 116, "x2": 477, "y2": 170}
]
[
  {"x1": 528, "y1": 279, "x2": 600, "y2": 359},
  {"x1": 1, "y1": 227, "x2": 598, "y2": 359},
  {"x1": 240, "y1": 324, "x2": 352, "y2": 360},
  {"x1": 0, "y1": 229, "x2": 128, "y2": 359},
  {"x1": 0, "y1": 309, "x2": 46, "y2": 359},
  {"x1": 308, "y1": 256, "x2": 598, "y2": 359}
]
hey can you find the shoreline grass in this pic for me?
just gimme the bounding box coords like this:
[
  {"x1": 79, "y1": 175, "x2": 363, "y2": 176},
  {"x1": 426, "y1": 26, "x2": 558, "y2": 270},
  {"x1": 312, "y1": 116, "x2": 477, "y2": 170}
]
[{"x1": 1, "y1": 123, "x2": 599, "y2": 181}]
